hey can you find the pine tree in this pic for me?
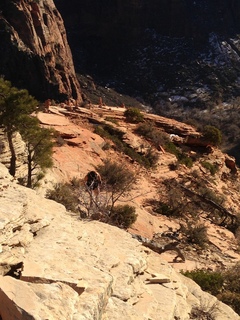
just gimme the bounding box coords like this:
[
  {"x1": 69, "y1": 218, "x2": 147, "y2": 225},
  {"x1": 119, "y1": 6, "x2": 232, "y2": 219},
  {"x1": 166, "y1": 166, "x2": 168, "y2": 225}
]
[
  {"x1": 0, "y1": 78, "x2": 37, "y2": 176},
  {"x1": 19, "y1": 117, "x2": 54, "y2": 188}
]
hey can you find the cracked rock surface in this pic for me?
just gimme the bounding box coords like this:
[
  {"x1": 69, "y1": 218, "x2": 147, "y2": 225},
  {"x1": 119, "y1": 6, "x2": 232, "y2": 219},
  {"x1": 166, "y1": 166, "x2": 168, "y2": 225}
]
[{"x1": 0, "y1": 163, "x2": 239, "y2": 319}]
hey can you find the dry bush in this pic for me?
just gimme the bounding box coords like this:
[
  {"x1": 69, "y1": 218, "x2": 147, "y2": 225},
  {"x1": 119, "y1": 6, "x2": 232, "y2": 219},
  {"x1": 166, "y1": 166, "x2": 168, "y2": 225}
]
[
  {"x1": 46, "y1": 182, "x2": 79, "y2": 212},
  {"x1": 182, "y1": 222, "x2": 208, "y2": 248},
  {"x1": 135, "y1": 122, "x2": 169, "y2": 148},
  {"x1": 217, "y1": 291, "x2": 240, "y2": 315},
  {"x1": 189, "y1": 301, "x2": 219, "y2": 320}
]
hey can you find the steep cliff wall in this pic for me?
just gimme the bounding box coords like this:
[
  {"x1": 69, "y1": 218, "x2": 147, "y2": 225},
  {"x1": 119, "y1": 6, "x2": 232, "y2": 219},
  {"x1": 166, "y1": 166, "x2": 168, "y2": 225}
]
[{"x1": 0, "y1": 0, "x2": 82, "y2": 102}]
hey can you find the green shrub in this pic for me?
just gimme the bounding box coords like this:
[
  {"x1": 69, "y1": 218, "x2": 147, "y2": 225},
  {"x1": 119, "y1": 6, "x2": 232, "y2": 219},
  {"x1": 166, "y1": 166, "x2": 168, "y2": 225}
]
[
  {"x1": 217, "y1": 262, "x2": 240, "y2": 315},
  {"x1": 155, "y1": 201, "x2": 178, "y2": 216},
  {"x1": 135, "y1": 122, "x2": 155, "y2": 137},
  {"x1": 97, "y1": 159, "x2": 136, "y2": 196},
  {"x1": 94, "y1": 123, "x2": 124, "y2": 140},
  {"x1": 165, "y1": 141, "x2": 180, "y2": 156},
  {"x1": 202, "y1": 125, "x2": 222, "y2": 146},
  {"x1": 102, "y1": 142, "x2": 112, "y2": 150},
  {"x1": 143, "y1": 147, "x2": 159, "y2": 168},
  {"x1": 94, "y1": 123, "x2": 158, "y2": 168},
  {"x1": 124, "y1": 107, "x2": 144, "y2": 123},
  {"x1": 109, "y1": 204, "x2": 137, "y2": 228},
  {"x1": 201, "y1": 161, "x2": 219, "y2": 175},
  {"x1": 165, "y1": 142, "x2": 193, "y2": 167},
  {"x1": 46, "y1": 182, "x2": 79, "y2": 212},
  {"x1": 178, "y1": 154, "x2": 193, "y2": 168},
  {"x1": 182, "y1": 269, "x2": 224, "y2": 296}
]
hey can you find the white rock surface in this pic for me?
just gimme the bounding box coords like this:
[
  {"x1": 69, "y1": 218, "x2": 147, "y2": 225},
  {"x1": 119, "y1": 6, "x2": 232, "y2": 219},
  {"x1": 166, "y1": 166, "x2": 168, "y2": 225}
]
[{"x1": 0, "y1": 163, "x2": 239, "y2": 320}]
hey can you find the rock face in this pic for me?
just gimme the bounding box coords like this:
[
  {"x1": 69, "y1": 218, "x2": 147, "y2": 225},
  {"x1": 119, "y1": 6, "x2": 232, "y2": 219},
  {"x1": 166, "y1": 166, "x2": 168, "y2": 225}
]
[
  {"x1": 0, "y1": 0, "x2": 82, "y2": 102},
  {"x1": 0, "y1": 163, "x2": 239, "y2": 320}
]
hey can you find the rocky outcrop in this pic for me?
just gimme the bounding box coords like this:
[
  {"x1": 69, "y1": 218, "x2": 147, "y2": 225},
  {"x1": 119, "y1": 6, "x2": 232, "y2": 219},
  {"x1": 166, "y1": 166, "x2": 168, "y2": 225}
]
[
  {"x1": 0, "y1": 0, "x2": 82, "y2": 102},
  {"x1": 0, "y1": 163, "x2": 239, "y2": 320},
  {"x1": 143, "y1": 113, "x2": 200, "y2": 138},
  {"x1": 225, "y1": 154, "x2": 238, "y2": 174}
]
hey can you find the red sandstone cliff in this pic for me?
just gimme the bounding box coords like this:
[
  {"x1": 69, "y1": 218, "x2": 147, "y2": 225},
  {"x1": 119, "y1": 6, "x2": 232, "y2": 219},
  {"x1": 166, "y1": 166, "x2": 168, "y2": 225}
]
[{"x1": 0, "y1": 0, "x2": 82, "y2": 102}]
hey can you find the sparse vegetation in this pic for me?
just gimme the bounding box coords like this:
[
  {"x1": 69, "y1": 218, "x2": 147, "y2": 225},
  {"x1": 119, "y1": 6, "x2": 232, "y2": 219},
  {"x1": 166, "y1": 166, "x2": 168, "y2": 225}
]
[
  {"x1": 198, "y1": 185, "x2": 225, "y2": 206},
  {"x1": 182, "y1": 222, "x2": 208, "y2": 248},
  {"x1": 124, "y1": 107, "x2": 144, "y2": 123},
  {"x1": 94, "y1": 123, "x2": 159, "y2": 168},
  {"x1": 182, "y1": 269, "x2": 224, "y2": 296},
  {"x1": 201, "y1": 161, "x2": 219, "y2": 175},
  {"x1": 46, "y1": 182, "x2": 79, "y2": 212},
  {"x1": 108, "y1": 204, "x2": 137, "y2": 228},
  {"x1": 134, "y1": 122, "x2": 169, "y2": 148},
  {"x1": 183, "y1": 263, "x2": 240, "y2": 315},
  {"x1": 154, "y1": 201, "x2": 180, "y2": 217},
  {"x1": 156, "y1": 181, "x2": 189, "y2": 218},
  {"x1": 2, "y1": 14, "x2": 240, "y2": 317},
  {"x1": 165, "y1": 141, "x2": 193, "y2": 168},
  {"x1": 96, "y1": 159, "x2": 137, "y2": 212},
  {"x1": 189, "y1": 305, "x2": 216, "y2": 320},
  {"x1": 218, "y1": 291, "x2": 240, "y2": 315},
  {"x1": 105, "y1": 116, "x2": 119, "y2": 125}
]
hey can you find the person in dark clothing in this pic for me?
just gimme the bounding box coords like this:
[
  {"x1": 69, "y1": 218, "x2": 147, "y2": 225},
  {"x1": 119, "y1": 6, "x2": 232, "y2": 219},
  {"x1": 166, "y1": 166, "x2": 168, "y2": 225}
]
[{"x1": 83, "y1": 170, "x2": 102, "y2": 206}]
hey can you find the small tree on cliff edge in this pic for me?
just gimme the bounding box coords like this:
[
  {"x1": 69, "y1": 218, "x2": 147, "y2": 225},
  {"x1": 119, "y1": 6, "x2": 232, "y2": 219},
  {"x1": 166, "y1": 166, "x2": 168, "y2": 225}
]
[
  {"x1": 0, "y1": 78, "x2": 38, "y2": 176},
  {"x1": 19, "y1": 117, "x2": 54, "y2": 188}
]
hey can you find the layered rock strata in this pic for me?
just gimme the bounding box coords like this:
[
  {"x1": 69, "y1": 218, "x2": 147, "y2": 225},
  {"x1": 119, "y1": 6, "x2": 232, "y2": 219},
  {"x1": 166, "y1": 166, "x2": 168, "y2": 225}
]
[{"x1": 0, "y1": 0, "x2": 82, "y2": 102}]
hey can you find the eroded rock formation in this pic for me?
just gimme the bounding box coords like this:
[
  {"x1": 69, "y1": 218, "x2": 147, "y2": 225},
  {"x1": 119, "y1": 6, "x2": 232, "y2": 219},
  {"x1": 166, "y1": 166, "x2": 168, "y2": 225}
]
[{"x1": 0, "y1": 0, "x2": 82, "y2": 102}]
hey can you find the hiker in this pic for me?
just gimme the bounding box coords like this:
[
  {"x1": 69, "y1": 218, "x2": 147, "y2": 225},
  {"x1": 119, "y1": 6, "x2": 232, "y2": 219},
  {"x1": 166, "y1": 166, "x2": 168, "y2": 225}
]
[
  {"x1": 44, "y1": 99, "x2": 51, "y2": 113},
  {"x1": 83, "y1": 170, "x2": 102, "y2": 205}
]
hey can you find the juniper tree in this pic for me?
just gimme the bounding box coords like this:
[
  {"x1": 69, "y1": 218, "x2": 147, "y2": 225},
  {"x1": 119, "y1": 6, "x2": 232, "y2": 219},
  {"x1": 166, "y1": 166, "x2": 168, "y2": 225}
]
[
  {"x1": 19, "y1": 117, "x2": 54, "y2": 188},
  {"x1": 0, "y1": 78, "x2": 37, "y2": 176}
]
